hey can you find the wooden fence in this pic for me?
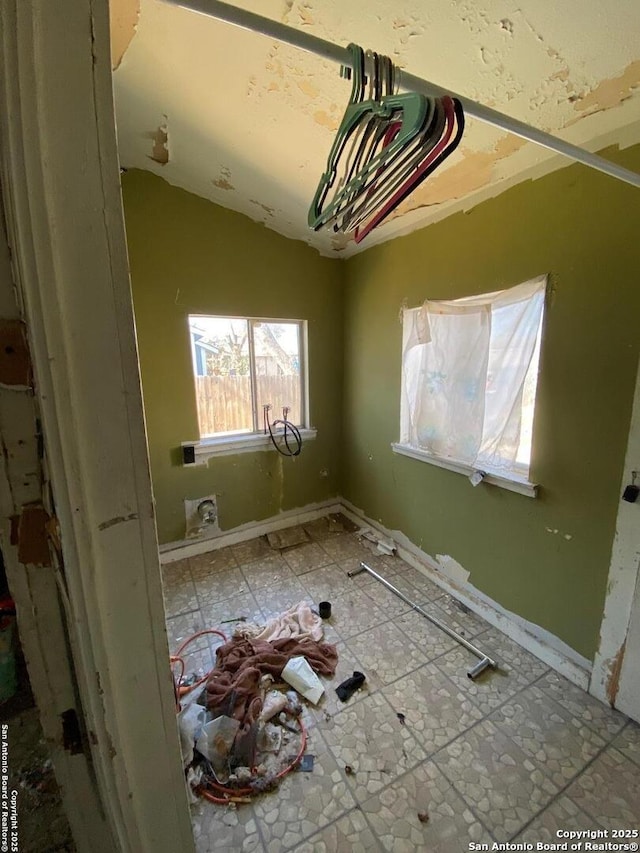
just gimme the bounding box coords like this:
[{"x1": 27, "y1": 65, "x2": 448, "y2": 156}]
[{"x1": 195, "y1": 375, "x2": 302, "y2": 436}]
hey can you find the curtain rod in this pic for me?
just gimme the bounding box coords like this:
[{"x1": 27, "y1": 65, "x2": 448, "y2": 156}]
[{"x1": 161, "y1": 0, "x2": 640, "y2": 190}]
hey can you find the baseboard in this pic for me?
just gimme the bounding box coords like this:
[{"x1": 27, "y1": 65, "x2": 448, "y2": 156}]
[
  {"x1": 159, "y1": 498, "x2": 343, "y2": 563},
  {"x1": 160, "y1": 495, "x2": 593, "y2": 692},
  {"x1": 340, "y1": 499, "x2": 593, "y2": 691}
]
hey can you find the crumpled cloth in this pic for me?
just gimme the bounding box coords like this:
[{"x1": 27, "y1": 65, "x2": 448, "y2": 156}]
[
  {"x1": 205, "y1": 635, "x2": 338, "y2": 723},
  {"x1": 237, "y1": 601, "x2": 324, "y2": 643}
]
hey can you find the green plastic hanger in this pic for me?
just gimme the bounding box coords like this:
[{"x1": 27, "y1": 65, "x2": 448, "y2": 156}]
[{"x1": 308, "y1": 44, "x2": 430, "y2": 231}]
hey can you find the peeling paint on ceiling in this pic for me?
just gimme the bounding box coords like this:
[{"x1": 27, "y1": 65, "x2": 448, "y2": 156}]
[{"x1": 113, "y1": 0, "x2": 640, "y2": 256}]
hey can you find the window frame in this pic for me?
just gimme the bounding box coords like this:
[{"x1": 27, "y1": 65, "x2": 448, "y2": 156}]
[
  {"x1": 186, "y1": 314, "x2": 313, "y2": 456},
  {"x1": 395, "y1": 278, "x2": 545, "y2": 497}
]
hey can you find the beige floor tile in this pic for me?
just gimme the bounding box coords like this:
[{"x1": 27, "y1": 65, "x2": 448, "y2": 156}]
[
  {"x1": 301, "y1": 565, "x2": 356, "y2": 603},
  {"x1": 321, "y1": 691, "x2": 426, "y2": 803},
  {"x1": 361, "y1": 760, "x2": 492, "y2": 853},
  {"x1": 346, "y1": 622, "x2": 428, "y2": 684},
  {"x1": 332, "y1": 559, "x2": 381, "y2": 586},
  {"x1": 613, "y1": 721, "x2": 640, "y2": 766},
  {"x1": 490, "y1": 685, "x2": 606, "y2": 787},
  {"x1": 291, "y1": 808, "x2": 382, "y2": 853},
  {"x1": 434, "y1": 645, "x2": 528, "y2": 715},
  {"x1": 566, "y1": 747, "x2": 640, "y2": 829},
  {"x1": 241, "y1": 555, "x2": 297, "y2": 592},
  {"x1": 360, "y1": 575, "x2": 422, "y2": 619},
  {"x1": 190, "y1": 546, "x2": 238, "y2": 579},
  {"x1": 179, "y1": 645, "x2": 215, "y2": 682},
  {"x1": 380, "y1": 663, "x2": 483, "y2": 754},
  {"x1": 166, "y1": 610, "x2": 209, "y2": 654},
  {"x1": 311, "y1": 643, "x2": 381, "y2": 724},
  {"x1": 232, "y1": 536, "x2": 273, "y2": 565},
  {"x1": 421, "y1": 595, "x2": 488, "y2": 639},
  {"x1": 335, "y1": 553, "x2": 406, "y2": 582},
  {"x1": 163, "y1": 578, "x2": 199, "y2": 617},
  {"x1": 191, "y1": 800, "x2": 264, "y2": 852},
  {"x1": 321, "y1": 588, "x2": 388, "y2": 641},
  {"x1": 393, "y1": 610, "x2": 459, "y2": 661},
  {"x1": 514, "y1": 794, "x2": 603, "y2": 843},
  {"x1": 267, "y1": 525, "x2": 310, "y2": 550},
  {"x1": 302, "y1": 517, "x2": 342, "y2": 540},
  {"x1": 473, "y1": 625, "x2": 549, "y2": 684},
  {"x1": 434, "y1": 719, "x2": 559, "y2": 842},
  {"x1": 319, "y1": 533, "x2": 369, "y2": 564},
  {"x1": 255, "y1": 578, "x2": 313, "y2": 621},
  {"x1": 253, "y1": 727, "x2": 356, "y2": 852},
  {"x1": 196, "y1": 567, "x2": 251, "y2": 604},
  {"x1": 198, "y1": 591, "x2": 264, "y2": 638},
  {"x1": 283, "y1": 542, "x2": 334, "y2": 575},
  {"x1": 162, "y1": 520, "x2": 640, "y2": 853},
  {"x1": 397, "y1": 566, "x2": 446, "y2": 604},
  {"x1": 536, "y1": 670, "x2": 626, "y2": 740},
  {"x1": 162, "y1": 557, "x2": 192, "y2": 587}
]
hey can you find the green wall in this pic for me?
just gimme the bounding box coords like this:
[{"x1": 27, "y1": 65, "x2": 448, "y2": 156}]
[
  {"x1": 122, "y1": 171, "x2": 344, "y2": 544},
  {"x1": 342, "y1": 144, "x2": 640, "y2": 661},
  {"x1": 124, "y1": 146, "x2": 640, "y2": 662}
]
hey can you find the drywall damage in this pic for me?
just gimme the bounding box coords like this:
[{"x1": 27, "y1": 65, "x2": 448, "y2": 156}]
[
  {"x1": 212, "y1": 167, "x2": 234, "y2": 191},
  {"x1": 109, "y1": 0, "x2": 140, "y2": 70},
  {"x1": 605, "y1": 641, "x2": 626, "y2": 706},
  {"x1": 435, "y1": 554, "x2": 471, "y2": 584},
  {"x1": 341, "y1": 500, "x2": 592, "y2": 687},
  {"x1": 148, "y1": 118, "x2": 169, "y2": 166}
]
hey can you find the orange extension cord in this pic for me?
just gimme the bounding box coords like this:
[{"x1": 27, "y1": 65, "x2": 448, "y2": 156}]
[{"x1": 173, "y1": 628, "x2": 308, "y2": 804}]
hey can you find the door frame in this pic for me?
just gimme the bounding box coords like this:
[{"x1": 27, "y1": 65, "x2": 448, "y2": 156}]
[
  {"x1": 591, "y1": 352, "x2": 640, "y2": 720},
  {"x1": 0, "y1": 1, "x2": 194, "y2": 849}
]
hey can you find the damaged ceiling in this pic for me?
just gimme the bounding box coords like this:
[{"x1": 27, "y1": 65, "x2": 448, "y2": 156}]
[{"x1": 111, "y1": 0, "x2": 640, "y2": 256}]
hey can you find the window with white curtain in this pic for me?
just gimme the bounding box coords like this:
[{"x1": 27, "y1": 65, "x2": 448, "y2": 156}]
[{"x1": 397, "y1": 275, "x2": 546, "y2": 487}]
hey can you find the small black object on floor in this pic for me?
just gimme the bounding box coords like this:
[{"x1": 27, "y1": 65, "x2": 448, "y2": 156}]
[{"x1": 335, "y1": 671, "x2": 366, "y2": 702}]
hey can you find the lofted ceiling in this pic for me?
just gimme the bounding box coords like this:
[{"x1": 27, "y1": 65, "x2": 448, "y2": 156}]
[{"x1": 111, "y1": 0, "x2": 640, "y2": 257}]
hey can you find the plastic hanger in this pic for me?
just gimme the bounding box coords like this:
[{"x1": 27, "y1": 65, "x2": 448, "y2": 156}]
[
  {"x1": 308, "y1": 44, "x2": 430, "y2": 231},
  {"x1": 354, "y1": 97, "x2": 465, "y2": 242},
  {"x1": 342, "y1": 98, "x2": 446, "y2": 232}
]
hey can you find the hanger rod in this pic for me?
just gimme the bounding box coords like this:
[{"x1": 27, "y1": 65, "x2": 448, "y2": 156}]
[{"x1": 161, "y1": 0, "x2": 640, "y2": 190}]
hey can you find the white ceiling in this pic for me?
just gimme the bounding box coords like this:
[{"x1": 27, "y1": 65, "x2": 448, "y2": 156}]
[{"x1": 111, "y1": 0, "x2": 640, "y2": 256}]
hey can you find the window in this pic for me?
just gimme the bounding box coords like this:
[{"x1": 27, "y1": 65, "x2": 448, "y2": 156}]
[
  {"x1": 395, "y1": 275, "x2": 546, "y2": 492},
  {"x1": 188, "y1": 316, "x2": 308, "y2": 442}
]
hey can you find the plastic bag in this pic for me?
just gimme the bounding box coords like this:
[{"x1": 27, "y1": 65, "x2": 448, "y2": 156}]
[{"x1": 281, "y1": 656, "x2": 324, "y2": 705}]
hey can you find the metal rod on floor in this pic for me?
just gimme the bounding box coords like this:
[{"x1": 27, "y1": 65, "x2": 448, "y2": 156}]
[
  {"x1": 162, "y1": 0, "x2": 640, "y2": 190},
  {"x1": 348, "y1": 561, "x2": 496, "y2": 680}
]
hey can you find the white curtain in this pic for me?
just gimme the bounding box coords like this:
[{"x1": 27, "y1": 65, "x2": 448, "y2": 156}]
[{"x1": 401, "y1": 275, "x2": 546, "y2": 475}]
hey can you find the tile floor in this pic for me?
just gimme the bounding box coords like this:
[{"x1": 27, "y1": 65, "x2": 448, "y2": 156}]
[{"x1": 162, "y1": 516, "x2": 640, "y2": 853}]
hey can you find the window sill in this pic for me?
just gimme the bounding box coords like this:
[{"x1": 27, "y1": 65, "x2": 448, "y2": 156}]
[
  {"x1": 391, "y1": 442, "x2": 538, "y2": 498},
  {"x1": 183, "y1": 429, "x2": 317, "y2": 463}
]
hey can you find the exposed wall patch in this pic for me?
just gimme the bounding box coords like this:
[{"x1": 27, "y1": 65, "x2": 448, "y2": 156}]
[
  {"x1": 109, "y1": 0, "x2": 140, "y2": 71},
  {"x1": 606, "y1": 641, "x2": 626, "y2": 706},
  {"x1": 185, "y1": 494, "x2": 220, "y2": 539},
  {"x1": 148, "y1": 117, "x2": 169, "y2": 166},
  {"x1": 212, "y1": 166, "x2": 234, "y2": 191},
  {"x1": 436, "y1": 554, "x2": 471, "y2": 584}
]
